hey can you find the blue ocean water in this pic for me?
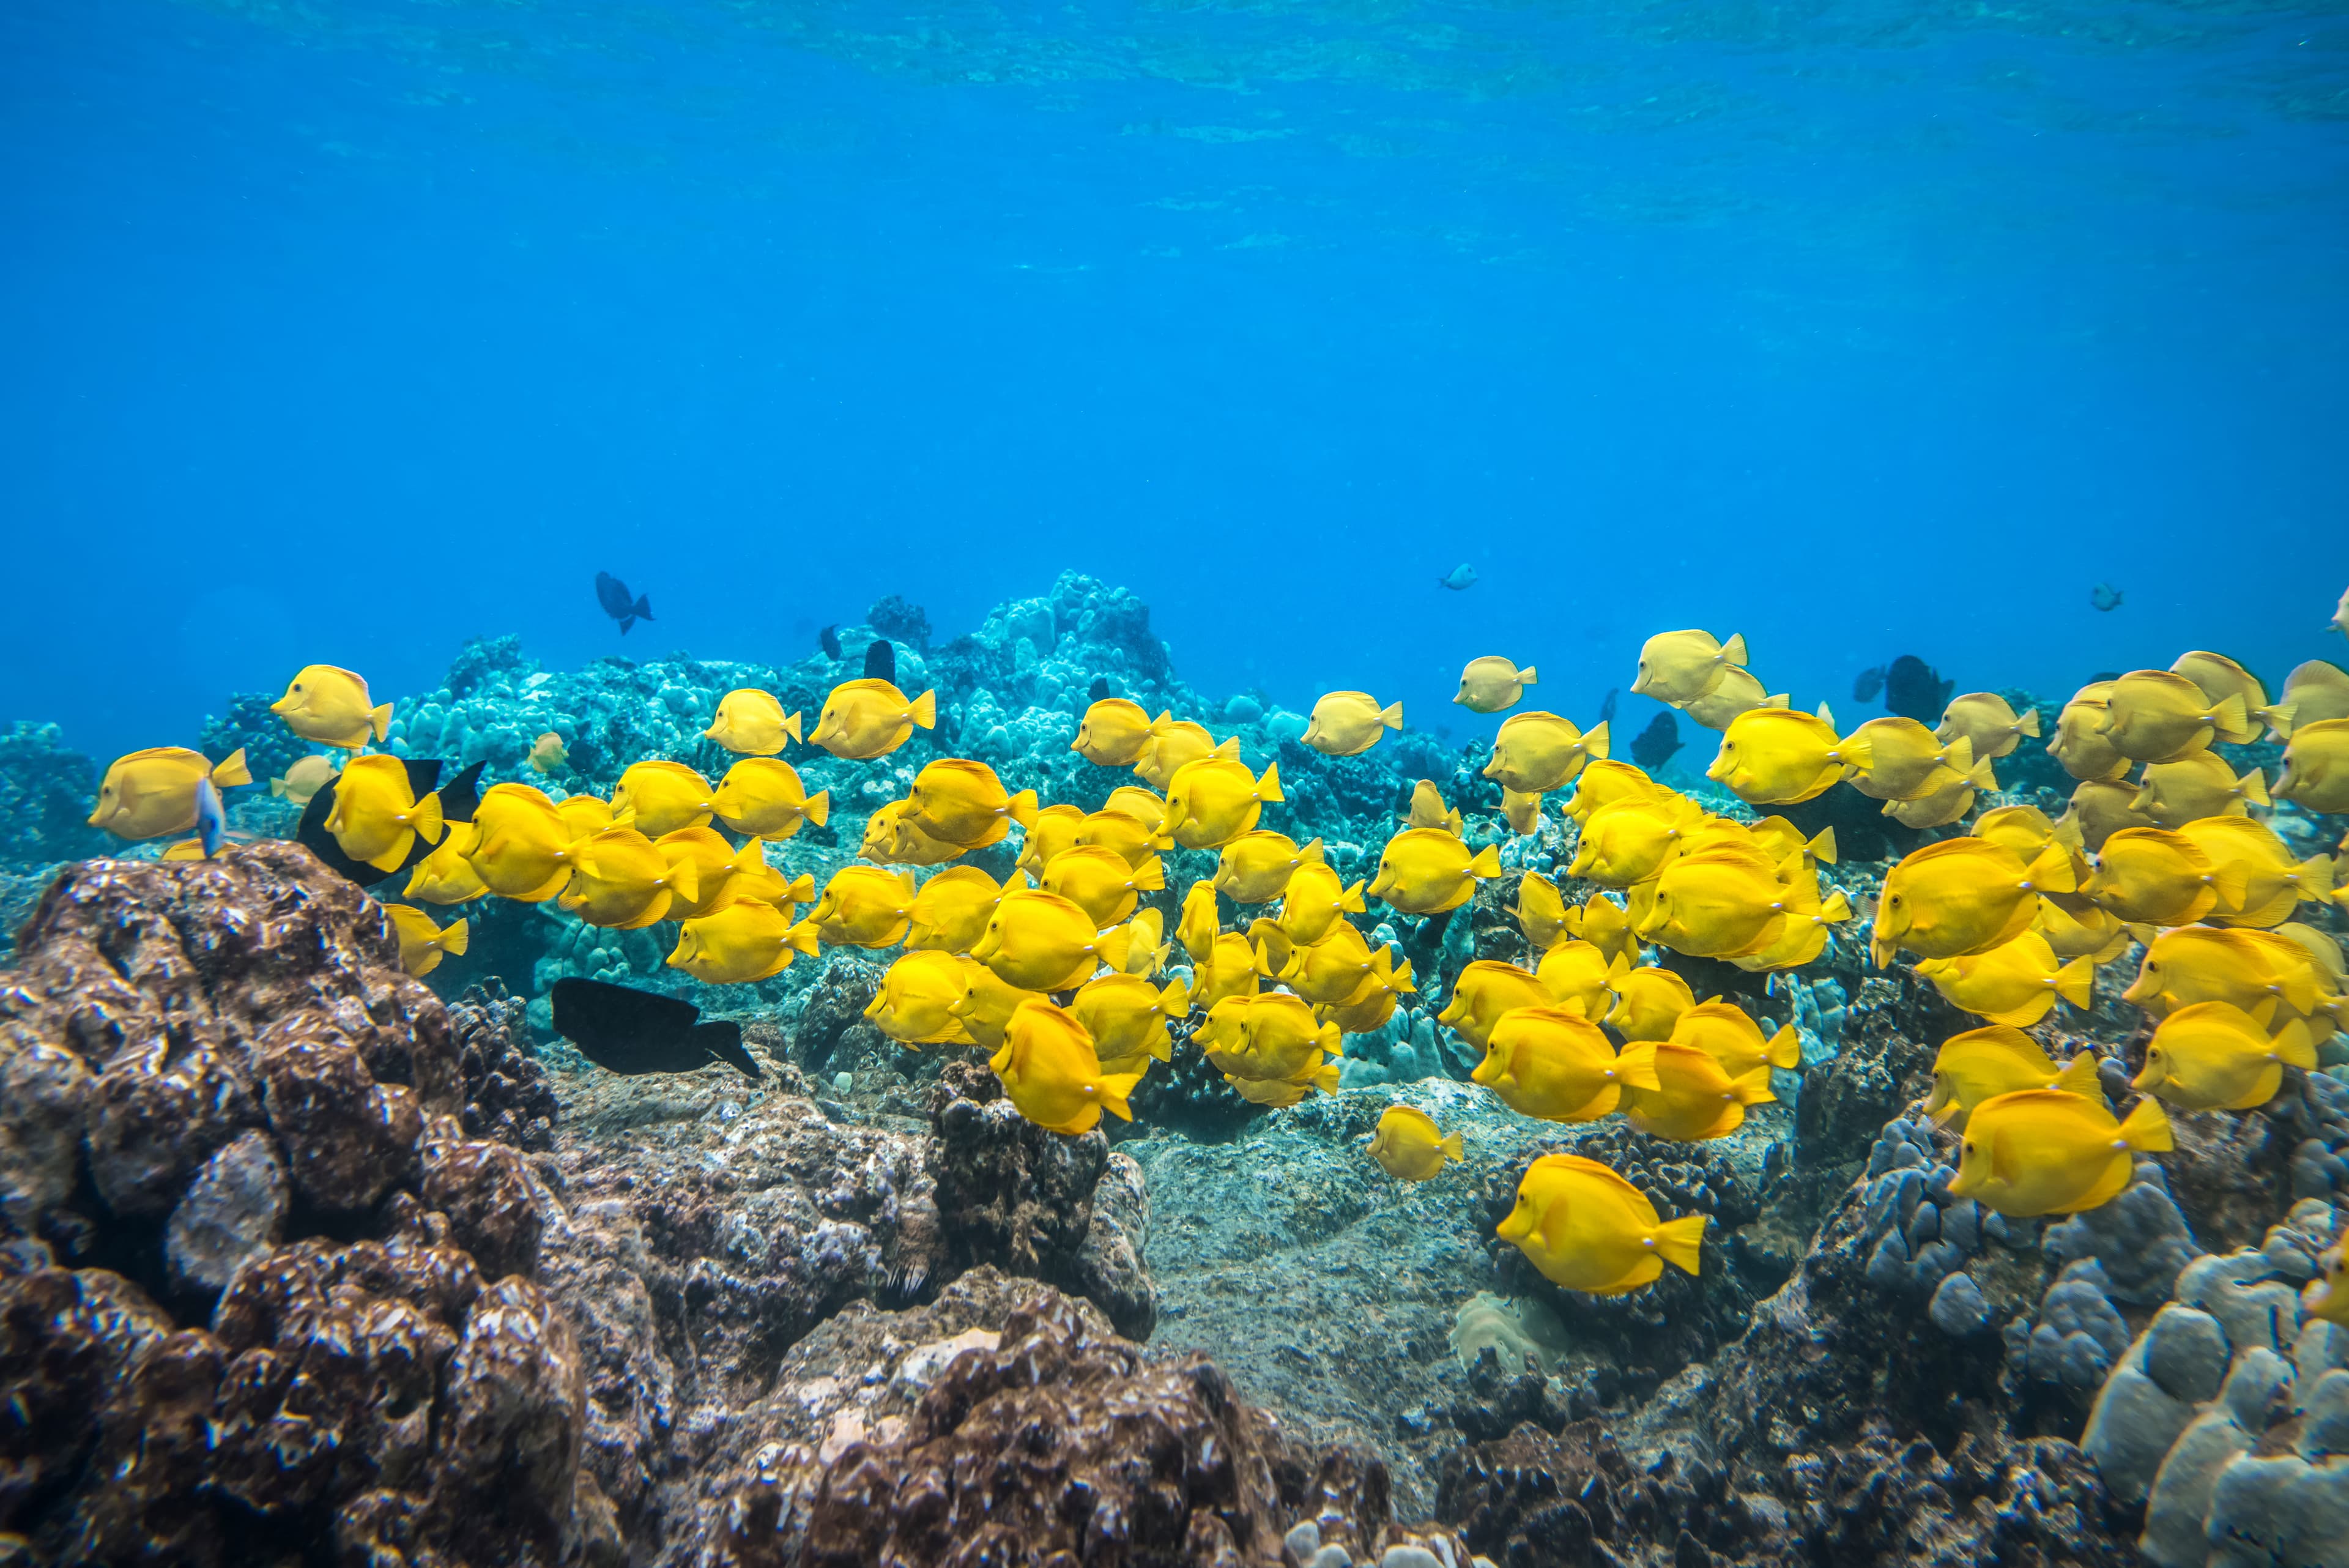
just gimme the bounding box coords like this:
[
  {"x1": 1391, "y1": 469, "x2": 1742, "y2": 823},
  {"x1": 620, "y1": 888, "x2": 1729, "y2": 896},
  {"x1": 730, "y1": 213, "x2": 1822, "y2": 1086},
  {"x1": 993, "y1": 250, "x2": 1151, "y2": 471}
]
[{"x1": 4, "y1": 0, "x2": 2346, "y2": 758}]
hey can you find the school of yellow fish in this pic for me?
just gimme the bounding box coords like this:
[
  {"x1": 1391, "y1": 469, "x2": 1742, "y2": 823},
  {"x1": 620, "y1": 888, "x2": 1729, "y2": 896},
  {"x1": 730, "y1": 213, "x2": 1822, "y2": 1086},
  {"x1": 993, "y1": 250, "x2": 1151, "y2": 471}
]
[{"x1": 79, "y1": 615, "x2": 2349, "y2": 1309}]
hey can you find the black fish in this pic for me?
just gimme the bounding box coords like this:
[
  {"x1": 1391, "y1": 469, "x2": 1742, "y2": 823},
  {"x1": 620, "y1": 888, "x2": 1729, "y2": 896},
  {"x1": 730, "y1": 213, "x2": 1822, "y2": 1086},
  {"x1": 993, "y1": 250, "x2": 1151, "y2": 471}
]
[
  {"x1": 551, "y1": 978, "x2": 762, "y2": 1081},
  {"x1": 295, "y1": 760, "x2": 487, "y2": 888},
  {"x1": 1882, "y1": 655, "x2": 1954, "y2": 724},
  {"x1": 819, "y1": 624, "x2": 842, "y2": 658},
  {"x1": 1852, "y1": 666, "x2": 1887, "y2": 703},
  {"x1": 1628, "y1": 712, "x2": 1682, "y2": 770},
  {"x1": 2091, "y1": 582, "x2": 2123, "y2": 612},
  {"x1": 595, "y1": 572, "x2": 653, "y2": 635},
  {"x1": 1597, "y1": 688, "x2": 1619, "y2": 727},
  {"x1": 1088, "y1": 677, "x2": 1112, "y2": 702},
  {"x1": 864, "y1": 637, "x2": 896, "y2": 686}
]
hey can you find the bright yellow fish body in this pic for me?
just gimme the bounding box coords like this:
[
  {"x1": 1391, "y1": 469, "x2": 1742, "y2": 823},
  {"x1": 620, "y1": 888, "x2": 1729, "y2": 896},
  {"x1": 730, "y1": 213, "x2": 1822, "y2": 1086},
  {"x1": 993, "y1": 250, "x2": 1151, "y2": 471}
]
[
  {"x1": 1070, "y1": 973, "x2": 1188, "y2": 1072},
  {"x1": 612, "y1": 761, "x2": 717, "y2": 838},
  {"x1": 1605, "y1": 965, "x2": 1696, "y2": 1042},
  {"x1": 973, "y1": 888, "x2": 1131, "y2": 992},
  {"x1": 1567, "y1": 893, "x2": 1641, "y2": 967},
  {"x1": 861, "y1": 800, "x2": 969, "y2": 866},
  {"x1": 1368, "y1": 1107, "x2": 1463, "y2": 1181},
  {"x1": 2170, "y1": 650, "x2": 2294, "y2": 741},
  {"x1": 2134, "y1": 1001, "x2": 2314, "y2": 1112},
  {"x1": 1641, "y1": 845, "x2": 1809, "y2": 960},
  {"x1": 1668, "y1": 998, "x2": 1800, "y2": 1079},
  {"x1": 1562, "y1": 760, "x2": 1671, "y2": 825},
  {"x1": 2054, "y1": 778, "x2": 2154, "y2": 856},
  {"x1": 1950, "y1": 1090, "x2": 2172, "y2": 1217},
  {"x1": 1016, "y1": 803, "x2": 1088, "y2": 879},
  {"x1": 1923, "y1": 1025, "x2": 2102, "y2": 1128},
  {"x1": 669, "y1": 897, "x2": 817, "y2": 983},
  {"x1": 1882, "y1": 775, "x2": 1977, "y2": 830},
  {"x1": 1074, "y1": 809, "x2": 1166, "y2": 870},
  {"x1": 383, "y1": 905, "x2": 467, "y2": 977},
  {"x1": 1510, "y1": 873, "x2": 1568, "y2": 950},
  {"x1": 1973, "y1": 804, "x2": 2060, "y2": 863},
  {"x1": 1937, "y1": 693, "x2": 2040, "y2": 762},
  {"x1": 2131, "y1": 752, "x2": 2268, "y2": 828},
  {"x1": 1497, "y1": 1154, "x2": 1708, "y2": 1296},
  {"x1": 1277, "y1": 862, "x2": 1367, "y2": 946},
  {"x1": 2123, "y1": 924, "x2": 2336, "y2": 1024},
  {"x1": 2306, "y1": 1249, "x2": 2349, "y2": 1328},
  {"x1": 652, "y1": 828, "x2": 762, "y2": 920},
  {"x1": 1568, "y1": 798, "x2": 1702, "y2": 888},
  {"x1": 2276, "y1": 718, "x2": 2349, "y2": 815},
  {"x1": 90, "y1": 746, "x2": 252, "y2": 840},
  {"x1": 1280, "y1": 923, "x2": 1407, "y2": 1006},
  {"x1": 952, "y1": 959, "x2": 1047, "y2": 1050},
  {"x1": 809, "y1": 865, "x2": 918, "y2": 948},
  {"x1": 1913, "y1": 931, "x2": 2094, "y2": 1028},
  {"x1": 1214, "y1": 833, "x2": 1324, "y2": 904},
  {"x1": 992, "y1": 1000, "x2": 1141, "y2": 1135},
  {"x1": 1403, "y1": 779, "x2": 1466, "y2": 834},
  {"x1": 270, "y1": 664, "x2": 390, "y2": 749},
  {"x1": 1724, "y1": 874, "x2": 1851, "y2": 973},
  {"x1": 713, "y1": 759, "x2": 830, "y2": 841},
  {"x1": 1163, "y1": 757, "x2": 1281, "y2": 850},
  {"x1": 2096, "y1": 669, "x2": 2253, "y2": 764},
  {"x1": 465, "y1": 784, "x2": 588, "y2": 901},
  {"x1": 1318, "y1": 980, "x2": 1401, "y2": 1036},
  {"x1": 1304, "y1": 691, "x2": 1403, "y2": 756},
  {"x1": 811, "y1": 678, "x2": 937, "y2": 760},
  {"x1": 1071, "y1": 699, "x2": 1163, "y2": 766},
  {"x1": 907, "y1": 758, "x2": 1039, "y2": 848},
  {"x1": 1198, "y1": 992, "x2": 1338, "y2": 1082},
  {"x1": 2282, "y1": 661, "x2": 2349, "y2": 727},
  {"x1": 1437, "y1": 960, "x2": 1554, "y2": 1049},
  {"x1": 1847, "y1": 718, "x2": 1981, "y2": 803},
  {"x1": 2176, "y1": 816, "x2": 2334, "y2": 928},
  {"x1": 1042, "y1": 845, "x2": 1163, "y2": 926},
  {"x1": 404, "y1": 820, "x2": 487, "y2": 905},
  {"x1": 2081, "y1": 827, "x2": 2240, "y2": 926},
  {"x1": 1680, "y1": 667, "x2": 1783, "y2": 732},
  {"x1": 1369, "y1": 828, "x2": 1502, "y2": 915},
  {"x1": 325, "y1": 754, "x2": 445, "y2": 874},
  {"x1": 1134, "y1": 724, "x2": 1235, "y2": 792},
  {"x1": 2048, "y1": 682, "x2": 2131, "y2": 782},
  {"x1": 1614, "y1": 1038, "x2": 1774, "y2": 1140},
  {"x1": 1192, "y1": 929, "x2": 1262, "y2": 1013},
  {"x1": 1484, "y1": 712, "x2": 1608, "y2": 794},
  {"x1": 270, "y1": 754, "x2": 338, "y2": 807},
  {"x1": 2034, "y1": 894, "x2": 2132, "y2": 965},
  {"x1": 1709, "y1": 707, "x2": 1867, "y2": 806},
  {"x1": 556, "y1": 793, "x2": 620, "y2": 840},
  {"x1": 1455, "y1": 656, "x2": 1535, "y2": 715},
  {"x1": 1501, "y1": 789, "x2": 1543, "y2": 836},
  {"x1": 1534, "y1": 940, "x2": 1616, "y2": 1020},
  {"x1": 703, "y1": 689, "x2": 803, "y2": 756},
  {"x1": 1178, "y1": 879, "x2": 1220, "y2": 962},
  {"x1": 1631, "y1": 630, "x2": 1750, "y2": 707},
  {"x1": 905, "y1": 865, "x2": 1010, "y2": 953},
  {"x1": 1474, "y1": 1006, "x2": 1647, "y2": 1122},
  {"x1": 728, "y1": 858, "x2": 817, "y2": 919},
  {"x1": 559, "y1": 827, "x2": 698, "y2": 929},
  {"x1": 866, "y1": 950, "x2": 976, "y2": 1046},
  {"x1": 1871, "y1": 839, "x2": 2074, "y2": 967}
]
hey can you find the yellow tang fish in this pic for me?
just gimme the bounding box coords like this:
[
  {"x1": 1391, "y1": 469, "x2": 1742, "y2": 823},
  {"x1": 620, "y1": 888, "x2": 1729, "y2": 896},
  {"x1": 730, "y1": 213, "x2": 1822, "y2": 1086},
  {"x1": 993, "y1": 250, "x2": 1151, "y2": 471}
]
[
  {"x1": 1568, "y1": 797, "x2": 1705, "y2": 889},
  {"x1": 325, "y1": 754, "x2": 446, "y2": 873},
  {"x1": 2080, "y1": 827, "x2": 2243, "y2": 926},
  {"x1": 703, "y1": 689, "x2": 803, "y2": 756},
  {"x1": 528, "y1": 732, "x2": 568, "y2": 775},
  {"x1": 860, "y1": 800, "x2": 967, "y2": 866},
  {"x1": 1502, "y1": 789, "x2": 1544, "y2": 837},
  {"x1": 991, "y1": 998, "x2": 1142, "y2": 1135},
  {"x1": 1847, "y1": 718, "x2": 1984, "y2": 803},
  {"x1": 270, "y1": 664, "x2": 391, "y2": 749},
  {"x1": 1562, "y1": 760, "x2": 1669, "y2": 825},
  {"x1": 1107, "y1": 907, "x2": 1169, "y2": 978},
  {"x1": 1949, "y1": 1088, "x2": 2172, "y2": 1217},
  {"x1": 1668, "y1": 998, "x2": 1800, "y2": 1079},
  {"x1": 1605, "y1": 964, "x2": 1695, "y2": 1041},
  {"x1": 807, "y1": 865, "x2": 918, "y2": 948},
  {"x1": 1709, "y1": 705, "x2": 1869, "y2": 806},
  {"x1": 1304, "y1": 691, "x2": 1403, "y2": 756},
  {"x1": 1071, "y1": 699, "x2": 1165, "y2": 767},
  {"x1": 1937, "y1": 693, "x2": 2041, "y2": 762},
  {"x1": 2048, "y1": 682, "x2": 2131, "y2": 783},
  {"x1": 1042, "y1": 845, "x2": 1164, "y2": 927},
  {"x1": 559, "y1": 828, "x2": 699, "y2": 929},
  {"x1": 1497, "y1": 1153, "x2": 1708, "y2": 1295},
  {"x1": 972, "y1": 888, "x2": 1135, "y2": 992},
  {"x1": 2131, "y1": 751, "x2": 2268, "y2": 828},
  {"x1": 1872, "y1": 838, "x2": 2075, "y2": 967},
  {"x1": 2175, "y1": 816, "x2": 2334, "y2": 929},
  {"x1": 2275, "y1": 718, "x2": 2349, "y2": 815},
  {"x1": 1071, "y1": 973, "x2": 1189, "y2": 1072},
  {"x1": 905, "y1": 865, "x2": 1011, "y2": 953},
  {"x1": 1923, "y1": 1025, "x2": 2102, "y2": 1128},
  {"x1": 1369, "y1": 827, "x2": 1502, "y2": 915},
  {"x1": 1101, "y1": 785, "x2": 1171, "y2": 828},
  {"x1": 557, "y1": 793, "x2": 621, "y2": 840},
  {"x1": 712, "y1": 758, "x2": 829, "y2": 842},
  {"x1": 1016, "y1": 802, "x2": 1088, "y2": 879},
  {"x1": 1484, "y1": 712, "x2": 1609, "y2": 794},
  {"x1": 1214, "y1": 833, "x2": 1325, "y2": 904},
  {"x1": 2095, "y1": 669, "x2": 2254, "y2": 763},
  {"x1": 907, "y1": 758, "x2": 1039, "y2": 848},
  {"x1": 865, "y1": 950, "x2": 976, "y2": 1046},
  {"x1": 1277, "y1": 861, "x2": 1367, "y2": 947},
  {"x1": 1567, "y1": 893, "x2": 1641, "y2": 967},
  {"x1": 2034, "y1": 894, "x2": 2131, "y2": 965},
  {"x1": 1973, "y1": 804, "x2": 2060, "y2": 863},
  {"x1": 1368, "y1": 1107, "x2": 1463, "y2": 1181},
  {"x1": 652, "y1": 828, "x2": 762, "y2": 920},
  {"x1": 2307, "y1": 1248, "x2": 2349, "y2": 1328},
  {"x1": 1510, "y1": 872, "x2": 1568, "y2": 950},
  {"x1": 382, "y1": 905, "x2": 467, "y2": 978},
  {"x1": 1177, "y1": 878, "x2": 1221, "y2": 962},
  {"x1": 1681, "y1": 667, "x2": 1785, "y2": 733},
  {"x1": 2133, "y1": 1000, "x2": 2315, "y2": 1113},
  {"x1": 270, "y1": 754, "x2": 338, "y2": 807},
  {"x1": 1455, "y1": 656, "x2": 1535, "y2": 715},
  {"x1": 1278, "y1": 923, "x2": 1409, "y2": 1007},
  {"x1": 1245, "y1": 911, "x2": 1290, "y2": 978},
  {"x1": 950, "y1": 959, "x2": 1047, "y2": 1050},
  {"x1": 404, "y1": 820, "x2": 487, "y2": 905},
  {"x1": 1747, "y1": 816, "x2": 1837, "y2": 869},
  {"x1": 1631, "y1": 629, "x2": 1750, "y2": 706},
  {"x1": 1882, "y1": 775, "x2": 1976, "y2": 831},
  {"x1": 1134, "y1": 725, "x2": 1238, "y2": 792},
  {"x1": 90, "y1": 747, "x2": 253, "y2": 840},
  {"x1": 1164, "y1": 756, "x2": 1282, "y2": 850},
  {"x1": 1437, "y1": 960, "x2": 1554, "y2": 1049},
  {"x1": 2170, "y1": 650, "x2": 2295, "y2": 741},
  {"x1": 613, "y1": 761, "x2": 717, "y2": 838},
  {"x1": 1913, "y1": 931, "x2": 2095, "y2": 1028},
  {"x1": 1534, "y1": 940, "x2": 1616, "y2": 1021},
  {"x1": 1403, "y1": 779, "x2": 1466, "y2": 834},
  {"x1": 1614, "y1": 1038, "x2": 1775, "y2": 1140},
  {"x1": 810, "y1": 678, "x2": 938, "y2": 760},
  {"x1": 667, "y1": 897, "x2": 819, "y2": 984},
  {"x1": 1074, "y1": 809, "x2": 1165, "y2": 870},
  {"x1": 465, "y1": 784, "x2": 590, "y2": 902},
  {"x1": 1200, "y1": 994, "x2": 1340, "y2": 1088},
  {"x1": 1641, "y1": 844, "x2": 1817, "y2": 960},
  {"x1": 2123, "y1": 924, "x2": 2334, "y2": 1022},
  {"x1": 730, "y1": 858, "x2": 817, "y2": 919},
  {"x1": 2053, "y1": 778, "x2": 2154, "y2": 856},
  {"x1": 2282, "y1": 660, "x2": 2349, "y2": 727},
  {"x1": 1318, "y1": 979, "x2": 1401, "y2": 1036},
  {"x1": 1474, "y1": 1006, "x2": 1651, "y2": 1122},
  {"x1": 1192, "y1": 929, "x2": 1263, "y2": 1013},
  {"x1": 1727, "y1": 878, "x2": 1852, "y2": 973}
]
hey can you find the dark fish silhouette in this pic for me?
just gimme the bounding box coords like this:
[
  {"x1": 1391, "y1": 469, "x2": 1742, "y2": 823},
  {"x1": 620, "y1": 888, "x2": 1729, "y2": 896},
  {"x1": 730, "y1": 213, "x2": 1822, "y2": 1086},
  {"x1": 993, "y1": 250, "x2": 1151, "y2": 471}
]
[
  {"x1": 295, "y1": 760, "x2": 487, "y2": 888},
  {"x1": 1628, "y1": 712, "x2": 1683, "y2": 770},
  {"x1": 595, "y1": 572, "x2": 653, "y2": 634},
  {"x1": 1882, "y1": 656, "x2": 1954, "y2": 724},
  {"x1": 1088, "y1": 677, "x2": 1113, "y2": 701},
  {"x1": 1852, "y1": 666, "x2": 1887, "y2": 703},
  {"x1": 864, "y1": 637, "x2": 896, "y2": 686},
  {"x1": 551, "y1": 978, "x2": 762, "y2": 1081},
  {"x1": 1597, "y1": 688, "x2": 1619, "y2": 727},
  {"x1": 819, "y1": 624, "x2": 842, "y2": 658},
  {"x1": 2091, "y1": 583, "x2": 2123, "y2": 612}
]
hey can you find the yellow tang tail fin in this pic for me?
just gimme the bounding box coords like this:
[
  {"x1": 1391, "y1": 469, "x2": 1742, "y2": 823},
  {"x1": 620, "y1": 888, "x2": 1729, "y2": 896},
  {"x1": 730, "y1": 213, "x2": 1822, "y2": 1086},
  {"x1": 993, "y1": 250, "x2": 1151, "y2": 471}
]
[
  {"x1": 1390, "y1": 954, "x2": 1417, "y2": 994},
  {"x1": 665, "y1": 853, "x2": 700, "y2": 904},
  {"x1": 1468, "y1": 842, "x2": 1503, "y2": 879},
  {"x1": 1808, "y1": 827, "x2": 1838, "y2": 866},
  {"x1": 2025, "y1": 844, "x2": 2077, "y2": 895},
  {"x1": 1300, "y1": 838, "x2": 1326, "y2": 866},
  {"x1": 1821, "y1": 890, "x2": 1853, "y2": 923},
  {"x1": 2054, "y1": 957, "x2": 2096, "y2": 1010},
  {"x1": 2299, "y1": 855, "x2": 2337, "y2": 906},
  {"x1": 1614, "y1": 1041, "x2": 1661, "y2": 1091},
  {"x1": 2208, "y1": 860, "x2": 2250, "y2": 916},
  {"x1": 787, "y1": 872, "x2": 816, "y2": 903},
  {"x1": 1732, "y1": 1062, "x2": 1776, "y2": 1105},
  {"x1": 1721, "y1": 633, "x2": 1749, "y2": 668},
  {"x1": 1097, "y1": 1070, "x2": 1143, "y2": 1121},
  {"x1": 909, "y1": 689, "x2": 938, "y2": 730},
  {"x1": 784, "y1": 710, "x2": 805, "y2": 745},
  {"x1": 1008, "y1": 790, "x2": 1039, "y2": 830},
  {"x1": 2240, "y1": 768, "x2": 2272, "y2": 808},
  {"x1": 1968, "y1": 757, "x2": 1999, "y2": 791},
  {"x1": 1310, "y1": 1060, "x2": 1341, "y2": 1094},
  {"x1": 1654, "y1": 1214, "x2": 1709, "y2": 1277},
  {"x1": 1096, "y1": 923, "x2": 1135, "y2": 975},
  {"x1": 270, "y1": 778, "x2": 288, "y2": 798},
  {"x1": 2052, "y1": 1052, "x2": 2102, "y2": 1098},
  {"x1": 371, "y1": 702, "x2": 393, "y2": 742},
  {"x1": 731, "y1": 839, "x2": 765, "y2": 875},
  {"x1": 1337, "y1": 878, "x2": 1367, "y2": 914},
  {"x1": 798, "y1": 789, "x2": 831, "y2": 828},
  {"x1": 1124, "y1": 853, "x2": 1163, "y2": 894},
  {"x1": 1765, "y1": 1025, "x2": 1802, "y2": 1070},
  {"x1": 1380, "y1": 700, "x2": 1403, "y2": 730},
  {"x1": 2210, "y1": 691, "x2": 2252, "y2": 745},
  {"x1": 786, "y1": 920, "x2": 821, "y2": 957},
  {"x1": 1159, "y1": 975, "x2": 1191, "y2": 1016},
  {"x1": 412, "y1": 790, "x2": 447, "y2": 846},
  {"x1": 2261, "y1": 702, "x2": 2296, "y2": 741},
  {"x1": 1258, "y1": 762, "x2": 1283, "y2": 803},
  {"x1": 1520, "y1": 665, "x2": 1538, "y2": 685},
  {"x1": 2014, "y1": 705, "x2": 2042, "y2": 738},
  {"x1": 2274, "y1": 1017, "x2": 2318, "y2": 1072},
  {"x1": 2120, "y1": 1094, "x2": 2173, "y2": 1154},
  {"x1": 1586, "y1": 721, "x2": 1611, "y2": 761},
  {"x1": 212, "y1": 748, "x2": 253, "y2": 788},
  {"x1": 1436, "y1": 1132, "x2": 1466, "y2": 1164},
  {"x1": 1943, "y1": 733, "x2": 1975, "y2": 773},
  {"x1": 440, "y1": 918, "x2": 469, "y2": 957}
]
